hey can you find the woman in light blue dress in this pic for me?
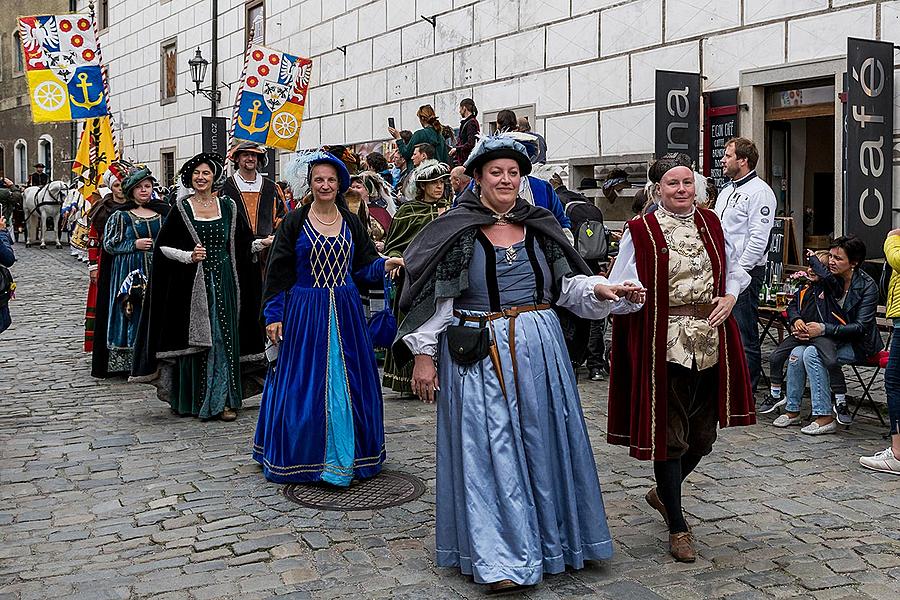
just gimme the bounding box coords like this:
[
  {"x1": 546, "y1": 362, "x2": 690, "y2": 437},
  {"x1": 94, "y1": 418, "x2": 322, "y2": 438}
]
[{"x1": 394, "y1": 137, "x2": 644, "y2": 592}]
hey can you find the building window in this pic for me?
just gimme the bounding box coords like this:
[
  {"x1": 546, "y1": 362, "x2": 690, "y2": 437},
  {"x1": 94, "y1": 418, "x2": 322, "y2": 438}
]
[
  {"x1": 246, "y1": 0, "x2": 265, "y2": 46},
  {"x1": 0, "y1": 147, "x2": 6, "y2": 178},
  {"x1": 0, "y1": 33, "x2": 5, "y2": 81},
  {"x1": 99, "y1": 0, "x2": 109, "y2": 30},
  {"x1": 160, "y1": 39, "x2": 177, "y2": 104},
  {"x1": 38, "y1": 135, "x2": 53, "y2": 177},
  {"x1": 13, "y1": 31, "x2": 24, "y2": 74},
  {"x1": 160, "y1": 148, "x2": 176, "y2": 187},
  {"x1": 14, "y1": 140, "x2": 27, "y2": 184}
]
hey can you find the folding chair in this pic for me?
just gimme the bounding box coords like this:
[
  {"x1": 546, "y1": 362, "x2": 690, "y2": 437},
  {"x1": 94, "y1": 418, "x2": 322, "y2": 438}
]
[{"x1": 848, "y1": 350, "x2": 888, "y2": 426}]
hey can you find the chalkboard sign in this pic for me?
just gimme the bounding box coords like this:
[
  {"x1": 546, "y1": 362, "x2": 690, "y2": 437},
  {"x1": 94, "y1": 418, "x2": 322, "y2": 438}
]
[{"x1": 703, "y1": 89, "x2": 738, "y2": 192}]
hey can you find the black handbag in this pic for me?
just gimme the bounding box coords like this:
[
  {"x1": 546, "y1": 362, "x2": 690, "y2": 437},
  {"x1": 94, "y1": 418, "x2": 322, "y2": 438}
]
[{"x1": 445, "y1": 317, "x2": 491, "y2": 366}]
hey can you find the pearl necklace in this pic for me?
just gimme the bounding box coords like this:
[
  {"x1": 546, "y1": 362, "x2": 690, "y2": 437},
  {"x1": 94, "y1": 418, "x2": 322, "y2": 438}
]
[{"x1": 311, "y1": 206, "x2": 339, "y2": 226}]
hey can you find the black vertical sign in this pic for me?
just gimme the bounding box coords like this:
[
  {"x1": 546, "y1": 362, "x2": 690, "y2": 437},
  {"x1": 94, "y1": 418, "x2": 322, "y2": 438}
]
[
  {"x1": 845, "y1": 38, "x2": 893, "y2": 249},
  {"x1": 655, "y1": 70, "x2": 701, "y2": 167},
  {"x1": 259, "y1": 148, "x2": 277, "y2": 181},
  {"x1": 202, "y1": 116, "x2": 228, "y2": 157},
  {"x1": 703, "y1": 89, "x2": 739, "y2": 192}
]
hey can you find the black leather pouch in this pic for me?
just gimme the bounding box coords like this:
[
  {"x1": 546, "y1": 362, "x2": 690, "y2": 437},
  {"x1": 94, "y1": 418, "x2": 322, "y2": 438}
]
[{"x1": 446, "y1": 319, "x2": 490, "y2": 366}]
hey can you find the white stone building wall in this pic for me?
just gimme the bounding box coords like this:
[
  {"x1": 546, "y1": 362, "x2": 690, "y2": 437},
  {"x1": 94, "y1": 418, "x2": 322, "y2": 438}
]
[{"x1": 80, "y1": 0, "x2": 900, "y2": 182}]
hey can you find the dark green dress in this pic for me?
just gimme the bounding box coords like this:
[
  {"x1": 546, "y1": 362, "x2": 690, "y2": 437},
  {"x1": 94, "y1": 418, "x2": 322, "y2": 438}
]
[
  {"x1": 170, "y1": 200, "x2": 242, "y2": 418},
  {"x1": 381, "y1": 199, "x2": 444, "y2": 394}
]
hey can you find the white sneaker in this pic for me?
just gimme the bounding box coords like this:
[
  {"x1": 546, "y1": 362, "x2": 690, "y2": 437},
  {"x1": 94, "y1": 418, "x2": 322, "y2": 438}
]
[
  {"x1": 800, "y1": 420, "x2": 838, "y2": 435},
  {"x1": 772, "y1": 414, "x2": 802, "y2": 428},
  {"x1": 859, "y1": 448, "x2": 900, "y2": 475}
]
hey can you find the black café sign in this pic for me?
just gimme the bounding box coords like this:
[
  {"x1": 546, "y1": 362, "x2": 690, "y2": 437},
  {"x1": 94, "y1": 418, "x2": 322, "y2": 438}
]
[{"x1": 845, "y1": 38, "x2": 893, "y2": 248}]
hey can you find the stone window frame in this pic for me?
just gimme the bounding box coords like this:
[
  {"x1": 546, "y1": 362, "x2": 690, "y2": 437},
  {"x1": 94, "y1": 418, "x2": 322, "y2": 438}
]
[
  {"x1": 246, "y1": 0, "x2": 265, "y2": 46},
  {"x1": 481, "y1": 104, "x2": 537, "y2": 135},
  {"x1": 98, "y1": 0, "x2": 110, "y2": 31},
  {"x1": 160, "y1": 37, "x2": 178, "y2": 105},
  {"x1": 38, "y1": 134, "x2": 53, "y2": 177},
  {"x1": 12, "y1": 30, "x2": 24, "y2": 77},
  {"x1": 160, "y1": 147, "x2": 176, "y2": 188},
  {"x1": 14, "y1": 139, "x2": 27, "y2": 185}
]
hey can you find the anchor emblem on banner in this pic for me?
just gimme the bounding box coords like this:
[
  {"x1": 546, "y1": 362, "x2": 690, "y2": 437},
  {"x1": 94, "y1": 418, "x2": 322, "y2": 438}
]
[
  {"x1": 70, "y1": 71, "x2": 102, "y2": 110},
  {"x1": 237, "y1": 99, "x2": 270, "y2": 135}
]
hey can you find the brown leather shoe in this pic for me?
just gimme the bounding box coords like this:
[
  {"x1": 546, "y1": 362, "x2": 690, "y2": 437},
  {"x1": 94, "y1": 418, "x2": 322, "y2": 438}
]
[
  {"x1": 646, "y1": 488, "x2": 669, "y2": 525},
  {"x1": 669, "y1": 531, "x2": 696, "y2": 562},
  {"x1": 220, "y1": 408, "x2": 237, "y2": 422},
  {"x1": 487, "y1": 580, "x2": 526, "y2": 594}
]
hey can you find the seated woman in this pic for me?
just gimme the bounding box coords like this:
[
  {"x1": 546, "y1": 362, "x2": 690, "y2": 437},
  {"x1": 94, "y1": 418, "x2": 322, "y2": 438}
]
[
  {"x1": 396, "y1": 136, "x2": 644, "y2": 592},
  {"x1": 774, "y1": 235, "x2": 883, "y2": 434},
  {"x1": 253, "y1": 151, "x2": 403, "y2": 486}
]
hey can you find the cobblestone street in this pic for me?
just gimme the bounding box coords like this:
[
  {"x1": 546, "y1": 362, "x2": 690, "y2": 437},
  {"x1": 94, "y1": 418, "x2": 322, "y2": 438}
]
[{"x1": 1, "y1": 246, "x2": 899, "y2": 600}]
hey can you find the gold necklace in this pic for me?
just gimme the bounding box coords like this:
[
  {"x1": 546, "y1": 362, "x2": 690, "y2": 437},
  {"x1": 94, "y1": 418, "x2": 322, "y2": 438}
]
[{"x1": 311, "y1": 205, "x2": 339, "y2": 226}]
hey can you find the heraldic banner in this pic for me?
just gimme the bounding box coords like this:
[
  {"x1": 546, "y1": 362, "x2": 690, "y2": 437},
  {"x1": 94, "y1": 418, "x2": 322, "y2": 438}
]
[
  {"x1": 233, "y1": 45, "x2": 312, "y2": 151},
  {"x1": 72, "y1": 115, "x2": 118, "y2": 200},
  {"x1": 17, "y1": 14, "x2": 110, "y2": 123}
]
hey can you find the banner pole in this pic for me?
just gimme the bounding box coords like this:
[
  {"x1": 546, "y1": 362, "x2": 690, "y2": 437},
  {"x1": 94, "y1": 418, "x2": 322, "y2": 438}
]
[
  {"x1": 89, "y1": 1, "x2": 119, "y2": 159},
  {"x1": 229, "y1": 15, "x2": 264, "y2": 147}
]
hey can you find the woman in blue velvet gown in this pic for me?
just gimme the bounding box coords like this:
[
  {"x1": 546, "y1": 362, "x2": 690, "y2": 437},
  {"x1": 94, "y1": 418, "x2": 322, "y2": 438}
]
[
  {"x1": 253, "y1": 151, "x2": 403, "y2": 486},
  {"x1": 101, "y1": 166, "x2": 165, "y2": 374},
  {"x1": 395, "y1": 137, "x2": 644, "y2": 592}
]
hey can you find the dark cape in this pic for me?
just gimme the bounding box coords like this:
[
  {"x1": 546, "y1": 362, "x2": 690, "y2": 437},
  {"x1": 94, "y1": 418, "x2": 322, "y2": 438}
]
[
  {"x1": 607, "y1": 208, "x2": 756, "y2": 461},
  {"x1": 261, "y1": 201, "x2": 381, "y2": 317},
  {"x1": 90, "y1": 198, "x2": 170, "y2": 378},
  {"x1": 222, "y1": 175, "x2": 286, "y2": 238},
  {"x1": 392, "y1": 189, "x2": 591, "y2": 366},
  {"x1": 131, "y1": 193, "x2": 264, "y2": 388}
]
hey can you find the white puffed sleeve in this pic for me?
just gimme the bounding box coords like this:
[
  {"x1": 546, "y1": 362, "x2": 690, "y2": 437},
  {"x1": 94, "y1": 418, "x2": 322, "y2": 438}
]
[
  {"x1": 160, "y1": 246, "x2": 193, "y2": 264},
  {"x1": 604, "y1": 228, "x2": 645, "y2": 315},
  {"x1": 402, "y1": 298, "x2": 455, "y2": 357},
  {"x1": 556, "y1": 275, "x2": 614, "y2": 319}
]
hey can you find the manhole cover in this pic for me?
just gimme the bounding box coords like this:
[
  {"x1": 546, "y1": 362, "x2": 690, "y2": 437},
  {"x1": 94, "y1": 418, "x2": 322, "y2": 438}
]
[{"x1": 283, "y1": 470, "x2": 426, "y2": 511}]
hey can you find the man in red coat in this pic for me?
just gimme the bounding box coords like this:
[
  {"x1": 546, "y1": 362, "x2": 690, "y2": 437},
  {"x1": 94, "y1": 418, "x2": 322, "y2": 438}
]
[{"x1": 606, "y1": 155, "x2": 756, "y2": 562}]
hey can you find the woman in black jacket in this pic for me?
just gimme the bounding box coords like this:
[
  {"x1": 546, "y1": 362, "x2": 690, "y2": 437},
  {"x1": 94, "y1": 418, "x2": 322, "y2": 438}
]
[{"x1": 775, "y1": 236, "x2": 883, "y2": 434}]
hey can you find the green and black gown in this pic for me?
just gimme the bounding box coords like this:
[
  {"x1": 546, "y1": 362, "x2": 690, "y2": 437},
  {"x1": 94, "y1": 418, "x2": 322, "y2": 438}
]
[
  {"x1": 131, "y1": 195, "x2": 265, "y2": 418},
  {"x1": 381, "y1": 198, "x2": 444, "y2": 394}
]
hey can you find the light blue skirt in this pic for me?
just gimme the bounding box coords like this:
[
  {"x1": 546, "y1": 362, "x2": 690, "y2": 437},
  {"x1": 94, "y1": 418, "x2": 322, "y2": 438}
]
[{"x1": 435, "y1": 308, "x2": 613, "y2": 586}]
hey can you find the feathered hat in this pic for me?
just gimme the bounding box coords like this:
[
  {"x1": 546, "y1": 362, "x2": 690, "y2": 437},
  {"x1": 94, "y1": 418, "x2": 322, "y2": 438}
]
[
  {"x1": 284, "y1": 149, "x2": 351, "y2": 196},
  {"x1": 405, "y1": 159, "x2": 450, "y2": 199}
]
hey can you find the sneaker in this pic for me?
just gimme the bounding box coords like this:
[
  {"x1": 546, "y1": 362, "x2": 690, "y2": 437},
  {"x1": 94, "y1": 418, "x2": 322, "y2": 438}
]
[
  {"x1": 800, "y1": 420, "x2": 837, "y2": 435},
  {"x1": 859, "y1": 448, "x2": 900, "y2": 474},
  {"x1": 833, "y1": 402, "x2": 853, "y2": 426},
  {"x1": 772, "y1": 414, "x2": 802, "y2": 428},
  {"x1": 758, "y1": 394, "x2": 786, "y2": 415},
  {"x1": 589, "y1": 368, "x2": 604, "y2": 381}
]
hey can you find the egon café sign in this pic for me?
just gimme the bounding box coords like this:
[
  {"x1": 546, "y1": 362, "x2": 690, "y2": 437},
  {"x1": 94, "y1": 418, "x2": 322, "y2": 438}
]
[{"x1": 845, "y1": 38, "x2": 893, "y2": 249}]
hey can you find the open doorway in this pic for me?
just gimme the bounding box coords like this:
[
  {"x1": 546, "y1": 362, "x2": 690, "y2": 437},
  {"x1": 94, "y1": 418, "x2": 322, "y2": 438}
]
[{"x1": 764, "y1": 80, "x2": 836, "y2": 251}]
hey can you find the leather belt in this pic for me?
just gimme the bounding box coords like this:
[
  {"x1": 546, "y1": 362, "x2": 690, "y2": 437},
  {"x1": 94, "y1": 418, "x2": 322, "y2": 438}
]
[
  {"x1": 453, "y1": 304, "x2": 551, "y2": 399},
  {"x1": 669, "y1": 303, "x2": 715, "y2": 319}
]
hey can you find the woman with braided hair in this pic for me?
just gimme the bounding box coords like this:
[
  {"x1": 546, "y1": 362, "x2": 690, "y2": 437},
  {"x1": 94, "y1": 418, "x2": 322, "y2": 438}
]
[{"x1": 388, "y1": 104, "x2": 451, "y2": 164}]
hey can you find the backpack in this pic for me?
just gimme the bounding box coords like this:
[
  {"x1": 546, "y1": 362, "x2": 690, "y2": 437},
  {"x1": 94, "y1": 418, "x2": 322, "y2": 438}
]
[
  {"x1": 0, "y1": 265, "x2": 15, "y2": 308},
  {"x1": 564, "y1": 200, "x2": 608, "y2": 261}
]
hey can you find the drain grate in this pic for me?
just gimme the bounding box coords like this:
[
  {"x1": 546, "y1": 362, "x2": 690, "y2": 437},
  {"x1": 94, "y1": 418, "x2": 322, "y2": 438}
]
[{"x1": 283, "y1": 470, "x2": 426, "y2": 511}]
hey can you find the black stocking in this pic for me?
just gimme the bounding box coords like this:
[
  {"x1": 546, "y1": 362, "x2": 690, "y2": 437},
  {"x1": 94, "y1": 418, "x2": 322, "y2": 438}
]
[
  {"x1": 654, "y1": 459, "x2": 689, "y2": 534},
  {"x1": 680, "y1": 453, "x2": 703, "y2": 482}
]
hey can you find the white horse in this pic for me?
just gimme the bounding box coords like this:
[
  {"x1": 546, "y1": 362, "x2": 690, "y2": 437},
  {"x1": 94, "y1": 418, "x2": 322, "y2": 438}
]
[{"x1": 22, "y1": 181, "x2": 77, "y2": 249}]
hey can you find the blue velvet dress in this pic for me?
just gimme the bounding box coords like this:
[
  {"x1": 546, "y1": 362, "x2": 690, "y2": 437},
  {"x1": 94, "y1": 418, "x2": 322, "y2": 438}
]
[
  {"x1": 435, "y1": 234, "x2": 613, "y2": 585},
  {"x1": 254, "y1": 220, "x2": 387, "y2": 486}
]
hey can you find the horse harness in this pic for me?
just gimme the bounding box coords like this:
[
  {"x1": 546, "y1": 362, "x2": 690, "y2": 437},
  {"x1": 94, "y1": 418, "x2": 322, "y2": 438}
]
[{"x1": 25, "y1": 183, "x2": 68, "y2": 221}]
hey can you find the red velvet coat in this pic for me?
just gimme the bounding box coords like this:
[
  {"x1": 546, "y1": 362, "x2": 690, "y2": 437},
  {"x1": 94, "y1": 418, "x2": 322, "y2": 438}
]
[{"x1": 607, "y1": 207, "x2": 756, "y2": 461}]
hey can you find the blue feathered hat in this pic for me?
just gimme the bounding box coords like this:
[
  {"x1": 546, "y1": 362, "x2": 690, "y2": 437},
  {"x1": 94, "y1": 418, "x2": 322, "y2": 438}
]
[
  {"x1": 463, "y1": 135, "x2": 532, "y2": 177},
  {"x1": 285, "y1": 149, "x2": 351, "y2": 196}
]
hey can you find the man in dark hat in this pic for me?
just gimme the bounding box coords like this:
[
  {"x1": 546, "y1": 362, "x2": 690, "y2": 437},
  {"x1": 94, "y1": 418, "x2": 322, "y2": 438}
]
[
  {"x1": 27, "y1": 163, "x2": 49, "y2": 187},
  {"x1": 222, "y1": 142, "x2": 286, "y2": 246}
]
